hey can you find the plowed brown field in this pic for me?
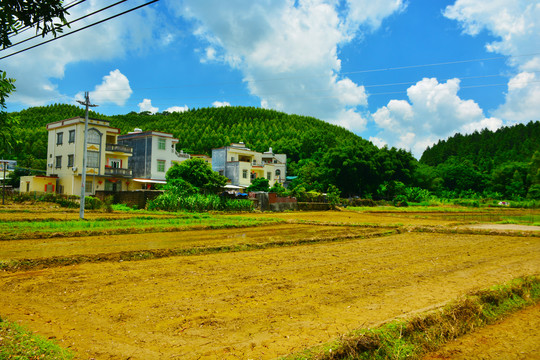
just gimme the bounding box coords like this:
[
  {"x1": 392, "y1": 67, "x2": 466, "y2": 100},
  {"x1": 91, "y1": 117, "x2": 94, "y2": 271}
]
[{"x1": 0, "y1": 207, "x2": 539, "y2": 359}]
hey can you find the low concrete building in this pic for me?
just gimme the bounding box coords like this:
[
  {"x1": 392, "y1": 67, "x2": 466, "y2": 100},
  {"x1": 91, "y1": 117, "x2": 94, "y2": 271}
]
[
  {"x1": 212, "y1": 143, "x2": 286, "y2": 189},
  {"x1": 118, "y1": 129, "x2": 190, "y2": 189}
]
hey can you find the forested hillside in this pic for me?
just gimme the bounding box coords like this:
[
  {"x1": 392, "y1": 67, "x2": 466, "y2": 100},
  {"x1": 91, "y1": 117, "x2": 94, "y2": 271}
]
[
  {"x1": 5, "y1": 104, "x2": 539, "y2": 200},
  {"x1": 421, "y1": 121, "x2": 539, "y2": 172},
  {"x1": 417, "y1": 121, "x2": 540, "y2": 199},
  {"x1": 5, "y1": 104, "x2": 416, "y2": 197}
]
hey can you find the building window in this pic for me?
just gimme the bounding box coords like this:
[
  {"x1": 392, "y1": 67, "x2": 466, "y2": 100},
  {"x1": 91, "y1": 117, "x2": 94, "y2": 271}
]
[
  {"x1": 267, "y1": 172, "x2": 272, "y2": 180},
  {"x1": 157, "y1": 160, "x2": 166, "y2": 172},
  {"x1": 275, "y1": 169, "x2": 281, "y2": 177},
  {"x1": 109, "y1": 159, "x2": 120, "y2": 168},
  {"x1": 87, "y1": 151, "x2": 99, "y2": 168},
  {"x1": 56, "y1": 132, "x2": 63, "y2": 145},
  {"x1": 85, "y1": 180, "x2": 93, "y2": 193},
  {"x1": 158, "y1": 138, "x2": 166, "y2": 150},
  {"x1": 69, "y1": 130, "x2": 75, "y2": 143},
  {"x1": 231, "y1": 156, "x2": 235, "y2": 161},
  {"x1": 88, "y1": 129, "x2": 100, "y2": 144},
  {"x1": 242, "y1": 169, "x2": 248, "y2": 179},
  {"x1": 68, "y1": 154, "x2": 74, "y2": 168},
  {"x1": 55, "y1": 156, "x2": 62, "y2": 168}
]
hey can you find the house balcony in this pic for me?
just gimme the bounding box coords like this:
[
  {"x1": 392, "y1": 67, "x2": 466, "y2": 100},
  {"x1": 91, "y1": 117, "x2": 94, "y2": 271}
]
[
  {"x1": 105, "y1": 167, "x2": 132, "y2": 177},
  {"x1": 106, "y1": 143, "x2": 133, "y2": 154}
]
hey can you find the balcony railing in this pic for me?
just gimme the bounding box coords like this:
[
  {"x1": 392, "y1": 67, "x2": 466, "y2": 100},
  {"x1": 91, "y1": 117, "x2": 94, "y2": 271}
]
[
  {"x1": 105, "y1": 168, "x2": 132, "y2": 177},
  {"x1": 173, "y1": 149, "x2": 190, "y2": 159},
  {"x1": 106, "y1": 143, "x2": 133, "y2": 154}
]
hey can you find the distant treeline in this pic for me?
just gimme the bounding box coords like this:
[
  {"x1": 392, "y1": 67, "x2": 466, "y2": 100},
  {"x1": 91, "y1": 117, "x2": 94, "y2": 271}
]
[{"x1": 4, "y1": 104, "x2": 539, "y2": 201}]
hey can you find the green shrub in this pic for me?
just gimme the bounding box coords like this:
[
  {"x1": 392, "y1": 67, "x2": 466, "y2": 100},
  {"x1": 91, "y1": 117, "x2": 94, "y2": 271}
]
[
  {"x1": 147, "y1": 193, "x2": 253, "y2": 212},
  {"x1": 84, "y1": 196, "x2": 102, "y2": 210}
]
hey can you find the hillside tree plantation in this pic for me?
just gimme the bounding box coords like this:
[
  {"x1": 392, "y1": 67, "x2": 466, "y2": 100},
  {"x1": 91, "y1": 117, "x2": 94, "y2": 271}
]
[{"x1": 3, "y1": 104, "x2": 539, "y2": 201}]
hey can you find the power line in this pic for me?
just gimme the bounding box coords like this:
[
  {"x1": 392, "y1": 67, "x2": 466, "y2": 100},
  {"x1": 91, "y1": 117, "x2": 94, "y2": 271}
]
[
  {"x1": 4, "y1": 0, "x2": 129, "y2": 51},
  {"x1": 52, "y1": 71, "x2": 540, "y2": 103},
  {"x1": 5, "y1": 0, "x2": 86, "y2": 38},
  {"x1": 0, "y1": 0, "x2": 159, "y2": 60}
]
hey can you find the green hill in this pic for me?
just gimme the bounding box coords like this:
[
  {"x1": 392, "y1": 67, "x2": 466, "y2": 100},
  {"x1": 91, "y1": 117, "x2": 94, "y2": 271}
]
[
  {"x1": 420, "y1": 121, "x2": 540, "y2": 172},
  {"x1": 5, "y1": 104, "x2": 417, "y2": 197},
  {"x1": 418, "y1": 121, "x2": 540, "y2": 199}
]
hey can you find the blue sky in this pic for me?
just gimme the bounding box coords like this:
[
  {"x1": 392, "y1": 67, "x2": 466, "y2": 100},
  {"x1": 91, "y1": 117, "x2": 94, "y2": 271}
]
[{"x1": 2, "y1": 0, "x2": 539, "y2": 158}]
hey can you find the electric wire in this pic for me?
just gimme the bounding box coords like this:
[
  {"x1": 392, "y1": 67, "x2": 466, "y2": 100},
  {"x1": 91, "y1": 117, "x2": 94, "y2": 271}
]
[
  {"x1": 5, "y1": 0, "x2": 86, "y2": 39},
  {"x1": 0, "y1": 0, "x2": 158, "y2": 60},
  {"x1": 3, "y1": 0, "x2": 129, "y2": 51}
]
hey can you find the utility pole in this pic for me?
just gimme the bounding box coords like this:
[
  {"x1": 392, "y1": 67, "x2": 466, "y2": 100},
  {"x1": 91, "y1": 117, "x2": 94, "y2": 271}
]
[
  {"x1": 1, "y1": 160, "x2": 6, "y2": 205},
  {"x1": 76, "y1": 92, "x2": 98, "y2": 220}
]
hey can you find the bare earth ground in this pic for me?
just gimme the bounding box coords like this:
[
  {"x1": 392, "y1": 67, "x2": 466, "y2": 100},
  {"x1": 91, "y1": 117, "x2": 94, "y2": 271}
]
[{"x1": 0, "y1": 208, "x2": 539, "y2": 359}]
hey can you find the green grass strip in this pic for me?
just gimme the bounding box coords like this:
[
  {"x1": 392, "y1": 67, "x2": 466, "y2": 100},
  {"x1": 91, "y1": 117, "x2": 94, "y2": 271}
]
[
  {"x1": 285, "y1": 275, "x2": 540, "y2": 360},
  {"x1": 0, "y1": 216, "x2": 283, "y2": 240},
  {"x1": 0, "y1": 317, "x2": 74, "y2": 360}
]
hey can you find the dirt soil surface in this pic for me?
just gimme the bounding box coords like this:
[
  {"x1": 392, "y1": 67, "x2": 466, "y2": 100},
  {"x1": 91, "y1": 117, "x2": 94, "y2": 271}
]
[
  {"x1": 423, "y1": 303, "x2": 540, "y2": 360},
  {"x1": 1, "y1": 224, "x2": 539, "y2": 359},
  {"x1": 0, "y1": 223, "x2": 384, "y2": 260}
]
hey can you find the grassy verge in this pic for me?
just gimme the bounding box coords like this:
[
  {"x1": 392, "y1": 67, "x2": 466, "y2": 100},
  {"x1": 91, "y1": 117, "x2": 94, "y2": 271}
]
[
  {"x1": 0, "y1": 317, "x2": 73, "y2": 360},
  {"x1": 285, "y1": 275, "x2": 540, "y2": 360},
  {"x1": 0, "y1": 215, "x2": 283, "y2": 240}
]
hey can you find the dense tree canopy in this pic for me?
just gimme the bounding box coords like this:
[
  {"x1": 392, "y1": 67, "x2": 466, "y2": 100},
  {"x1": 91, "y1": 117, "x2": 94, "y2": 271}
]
[
  {"x1": 6, "y1": 104, "x2": 539, "y2": 200},
  {"x1": 166, "y1": 158, "x2": 227, "y2": 194}
]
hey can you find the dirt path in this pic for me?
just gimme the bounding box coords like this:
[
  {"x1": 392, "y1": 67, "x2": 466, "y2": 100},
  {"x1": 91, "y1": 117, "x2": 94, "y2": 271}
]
[
  {"x1": 423, "y1": 303, "x2": 540, "y2": 360},
  {"x1": 1, "y1": 231, "x2": 538, "y2": 359},
  {"x1": 464, "y1": 223, "x2": 540, "y2": 231}
]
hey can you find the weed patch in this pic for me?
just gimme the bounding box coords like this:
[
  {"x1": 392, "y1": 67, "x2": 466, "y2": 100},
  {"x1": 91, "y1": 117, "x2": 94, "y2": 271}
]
[{"x1": 0, "y1": 317, "x2": 73, "y2": 359}]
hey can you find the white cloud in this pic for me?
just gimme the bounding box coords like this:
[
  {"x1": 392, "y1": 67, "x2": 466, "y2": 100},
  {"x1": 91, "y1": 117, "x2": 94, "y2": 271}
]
[
  {"x1": 76, "y1": 70, "x2": 132, "y2": 106},
  {"x1": 371, "y1": 78, "x2": 501, "y2": 157},
  {"x1": 171, "y1": 0, "x2": 402, "y2": 133},
  {"x1": 166, "y1": 105, "x2": 189, "y2": 113},
  {"x1": 212, "y1": 101, "x2": 230, "y2": 108},
  {"x1": 495, "y1": 71, "x2": 540, "y2": 123},
  {"x1": 369, "y1": 136, "x2": 387, "y2": 149},
  {"x1": 444, "y1": 0, "x2": 540, "y2": 123},
  {"x1": 138, "y1": 99, "x2": 158, "y2": 114},
  {"x1": 3, "y1": 1, "x2": 159, "y2": 107}
]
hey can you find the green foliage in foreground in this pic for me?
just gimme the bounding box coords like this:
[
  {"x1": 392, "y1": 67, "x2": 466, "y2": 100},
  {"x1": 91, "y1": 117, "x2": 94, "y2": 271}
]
[
  {"x1": 0, "y1": 317, "x2": 73, "y2": 360},
  {"x1": 286, "y1": 276, "x2": 540, "y2": 360},
  {"x1": 147, "y1": 192, "x2": 253, "y2": 212}
]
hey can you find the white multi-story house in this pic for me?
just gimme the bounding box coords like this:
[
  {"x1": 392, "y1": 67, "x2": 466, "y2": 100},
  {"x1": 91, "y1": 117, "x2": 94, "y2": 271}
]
[
  {"x1": 212, "y1": 142, "x2": 286, "y2": 189},
  {"x1": 20, "y1": 117, "x2": 133, "y2": 195},
  {"x1": 117, "y1": 129, "x2": 190, "y2": 188}
]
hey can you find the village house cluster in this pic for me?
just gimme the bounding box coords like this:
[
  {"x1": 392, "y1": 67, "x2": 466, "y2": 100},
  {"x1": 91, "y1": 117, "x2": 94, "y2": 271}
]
[{"x1": 19, "y1": 117, "x2": 287, "y2": 196}]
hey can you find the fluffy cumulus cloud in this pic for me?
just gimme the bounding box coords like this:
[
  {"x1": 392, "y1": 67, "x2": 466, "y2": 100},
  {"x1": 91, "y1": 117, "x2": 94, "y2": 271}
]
[
  {"x1": 166, "y1": 105, "x2": 189, "y2": 113},
  {"x1": 372, "y1": 78, "x2": 502, "y2": 157},
  {"x1": 212, "y1": 101, "x2": 230, "y2": 108},
  {"x1": 444, "y1": 0, "x2": 540, "y2": 122},
  {"x1": 75, "y1": 70, "x2": 132, "y2": 106},
  {"x1": 171, "y1": 0, "x2": 405, "y2": 132},
  {"x1": 138, "y1": 99, "x2": 159, "y2": 114},
  {"x1": 3, "y1": 0, "x2": 158, "y2": 107}
]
